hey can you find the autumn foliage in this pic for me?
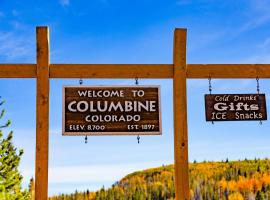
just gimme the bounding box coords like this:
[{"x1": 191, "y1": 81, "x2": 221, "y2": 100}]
[{"x1": 49, "y1": 158, "x2": 270, "y2": 200}]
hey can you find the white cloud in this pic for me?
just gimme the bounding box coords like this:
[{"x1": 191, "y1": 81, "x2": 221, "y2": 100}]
[
  {"x1": 234, "y1": 15, "x2": 270, "y2": 37},
  {"x1": 10, "y1": 21, "x2": 28, "y2": 30},
  {"x1": 60, "y1": 0, "x2": 70, "y2": 6},
  {"x1": 258, "y1": 37, "x2": 270, "y2": 49},
  {"x1": 233, "y1": 0, "x2": 270, "y2": 36},
  {"x1": 0, "y1": 16, "x2": 35, "y2": 61},
  {"x1": 19, "y1": 161, "x2": 171, "y2": 189},
  {"x1": 187, "y1": 1, "x2": 270, "y2": 52},
  {"x1": 241, "y1": 53, "x2": 270, "y2": 64},
  {"x1": 49, "y1": 165, "x2": 129, "y2": 183},
  {"x1": 47, "y1": 161, "x2": 165, "y2": 184},
  {"x1": 0, "y1": 31, "x2": 34, "y2": 61},
  {"x1": 250, "y1": 0, "x2": 270, "y2": 14}
]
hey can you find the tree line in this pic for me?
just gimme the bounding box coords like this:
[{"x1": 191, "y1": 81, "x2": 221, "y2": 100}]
[
  {"x1": 2, "y1": 96, "x2": 270, "y2": 200},
  {"x1": 50, "y1": 159, "x2": 270, "y2": 200}
]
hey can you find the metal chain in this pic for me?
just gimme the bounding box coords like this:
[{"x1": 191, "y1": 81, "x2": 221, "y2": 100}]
[
  {"x1": 256, "y1": 77, "x2": 263, "y2": 125},
  {"x1": 135, "y1": 77, "x2": 140, "y2": 143},
  {"x1": 79, "y1": 78, "x2": 88, "y2": 142},
  {"x1": 208, "y1": 77, "x2": 212, "y2": 95},
  {"x1": 208, "y1": 77, "x2": 214, "y2": 124},
  {"x1": 256, "y1": 77, "x2": 260, "y2": 94}
]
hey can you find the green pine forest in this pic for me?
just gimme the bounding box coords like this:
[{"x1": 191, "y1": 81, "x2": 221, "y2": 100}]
[
  {"x1": 0, "y1": 98, "x2": 30, "y2": 199},
  {"x1": 49, "y1": 159, "x2": 270, "y2": 200}
]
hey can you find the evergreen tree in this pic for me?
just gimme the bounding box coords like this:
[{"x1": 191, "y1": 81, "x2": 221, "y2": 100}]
[{"x1": 0, "y1": 97, "x2": 29, "y2": 199}]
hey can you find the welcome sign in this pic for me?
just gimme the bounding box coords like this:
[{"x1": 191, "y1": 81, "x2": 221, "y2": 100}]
[
  {"x1": 205, "y1": 94, "x2": 267, "y2": 121},
  {"x1": 63, "y1": 86, "x2": 161, "y2": 135}
]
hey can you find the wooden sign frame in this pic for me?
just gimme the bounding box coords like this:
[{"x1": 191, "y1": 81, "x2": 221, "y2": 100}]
[
  {"x1": 1, "y1": 26, "x2": 270, "y2": 200},
  {"x1": 62, "y1": 85, "x2": 162, "y2": 136},
  {"x1": 205, "y1": 94, "x2": 267, "y2": 121}
]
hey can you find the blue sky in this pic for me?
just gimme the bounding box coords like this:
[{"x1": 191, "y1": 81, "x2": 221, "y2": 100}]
[{"x1": 1, "y1": 0, "x2": 270, "y2": 196}]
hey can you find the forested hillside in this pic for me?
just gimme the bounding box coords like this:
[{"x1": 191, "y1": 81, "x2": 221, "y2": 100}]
[{"x1": 49, "y1": 158, "x2": 270, "y2": 200}]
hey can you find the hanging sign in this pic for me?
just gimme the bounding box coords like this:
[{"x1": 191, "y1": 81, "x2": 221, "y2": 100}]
[
  {"x1": 63, "y1": 86, "x2": 162, "y2": 135},
  {"x1": 205, "y1": 94, "x2": 267, "y2": 121}
]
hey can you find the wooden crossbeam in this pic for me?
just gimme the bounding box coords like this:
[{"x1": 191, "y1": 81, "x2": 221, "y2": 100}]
[
  {"x1": 2, "y1": 63, "x2": 270, "y2": 79},
  {"x1": 0, "y1": 64, "x2": 36, "y2": 78},
  {"x1": 49, "y1": 64, "x2": 173, "y2": 78},
  {"x1": 186, "y1": 64, "x2": 270, "y2": 78}
]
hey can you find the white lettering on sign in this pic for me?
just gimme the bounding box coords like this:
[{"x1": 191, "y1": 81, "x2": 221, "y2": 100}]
[
  {"x1": 205, "y1": 93, "x2": 267, "y2": 122},
  {"x1": 215, "y1": 95, "x2": 230, "y2": 102},
  {"x1": 63, "y1": 86, "x2": 162, "y2": 135},
  {"x1": 234, "y1": 95, "x2": 257, "y2": 101},
  {"x1": 78, "y1": 90, "x2": 124, "y2": 98},
  {"x1": 67, "y1": 101, "x2": 157, "y2": 113},
  {"x1": 214, "y1": 95, "x2": 258, "y2": 102},
  {"x1": 85, "y1": 114, "x2": 141, "y2": 122},
  {"x1": 235, "y1": 112, "x2": 263, "y2": 119},
  {"x1": 211, "y1": 112, "x2": 227, "y2": 119},
  {"x1": 213, "y1": 102, "x2": 259, "y2": 112}
]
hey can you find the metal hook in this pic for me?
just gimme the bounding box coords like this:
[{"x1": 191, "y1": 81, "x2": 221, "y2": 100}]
[
  {"x1": 135, "y1": 77, "x2": 139, "y2": 85},
  {"x1": 137, "y1": 135, "x2": 140, "y2": 144},
  {"x1": 85, "y1": 135, "x2": 88, "y2": 144},
  {"x1": 79, "y1": 78, "x2": 83, "y2": 85}
]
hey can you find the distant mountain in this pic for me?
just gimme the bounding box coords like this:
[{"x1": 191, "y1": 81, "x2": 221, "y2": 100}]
[{"x1": 49, "y1": 158, "x2": 270, "y2": 200}]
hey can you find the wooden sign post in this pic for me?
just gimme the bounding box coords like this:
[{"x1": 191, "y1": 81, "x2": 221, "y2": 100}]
[
  {"x1": 36, "y1": 27, "x2": 50, "y2": 200},
  {"x1": 0, "y1": 27, "x2": 189, "y2": 200},
  {"x1": 2, "y1": 26, "x2": 270, "y2": 200},
  {"x1": 173, "y1": 29, "x2": 189, "y2": 200}
]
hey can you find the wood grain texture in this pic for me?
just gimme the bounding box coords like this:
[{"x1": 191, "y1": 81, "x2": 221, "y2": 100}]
[
  {"x1": 173, "y1": 29, "x2": 189, "y2": 200},
  {"x1": 205, "y1": 94, "x2": 267, "y2": 121},
  {"x1": 35, "y1": 26, "x2": 50, "y2": 200},
  {"x1": 187, "y1": 64, "x2": 270, "y2": 78},
  {"x1": 2, "y1": 63, "x2": 270, "y2": 79},
  {"x1": 0, "y1": 64, "x2": 36, "y2": 78},
  {"x1": 50, "y1": 64, "x2": 173, "y2": 78},
  {"x1": 63, "y1": 86, "x2": 161, "y2": 135}
]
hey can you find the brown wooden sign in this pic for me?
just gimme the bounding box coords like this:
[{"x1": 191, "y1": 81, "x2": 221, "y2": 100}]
[
  {"x1": 63, "y1": 86, "x2": 162, "y2": 135},
  {"x1": 205, "y1": 94, "x2": 267, "y2": 121}
]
